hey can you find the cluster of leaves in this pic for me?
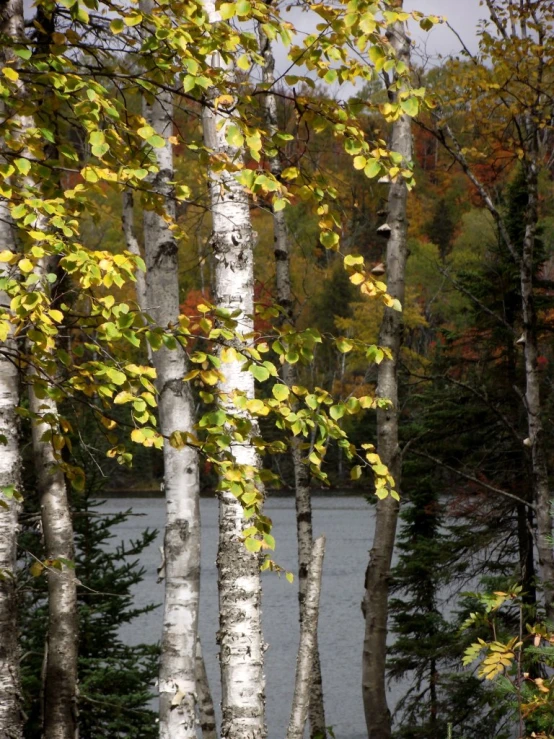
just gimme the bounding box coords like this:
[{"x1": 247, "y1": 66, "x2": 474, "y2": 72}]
[
  {"x1": 0, "y1": 0, "x2": 439, "y2": 569},
  {"x1": 461, "y1": 587, "x2": 554, "y2": 738}
]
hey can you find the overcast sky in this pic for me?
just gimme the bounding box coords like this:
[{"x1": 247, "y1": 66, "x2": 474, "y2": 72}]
[{"x1": 405, "y1": 0, "x2": 483, "y2": 58}]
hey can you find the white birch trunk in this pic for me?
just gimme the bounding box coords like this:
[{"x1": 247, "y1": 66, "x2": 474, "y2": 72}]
[
  {"x1": 137, "y1": 7, "x2": 201, "y2": 733},
  {"x1": 28, "y1": 378, "x2": 78, "y2": 739},
  {"x1": 519, "y1": 158, "x2": 554, "y2": 621},
  {"x1": 0, "y1": 196, "x2": 23, "y2": 739},
  {"x1": 362, "y1": 11, "x2": 412, "y2": 739},
  {"x1": 0, "y1": 3, "x2": 35, "y2": 734},
  {"x1": 122, "y1": 189, "x2": 149, "y2": 317},
  {"x1": 257, "y1": 24, "x2": 326, "y2": 737},
  {"x1": 286, "y1": 536, "x2": 326, "y2": 739},
  {"x1": 202, "y1": 3, "x2": 266, "y2": 735}
]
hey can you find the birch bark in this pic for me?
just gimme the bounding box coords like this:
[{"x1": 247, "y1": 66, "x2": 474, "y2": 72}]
[
  {"x1": 202, "y1": 3, "x2": 266, "y2": 735},
  {"x1": 137, "y1": 7, "x2": 201, "y2": 733},
  {"x1": 122, "y1": 189, "x2": 149, "y2": 316},
  {"x1": 257, "y1": 24, "x2": 326, "y2": 737},
  {"x1": 519, "y1": 158, "x2": 554, "y2": 621},
  {"x1": 28, "y1": 378, "x2": 78, "y2": 739},
  {"x1": 362, "y1": 11, "x2": 412, "y2": 739},
  {"x1": 286, "y1": 537, "x2": 326, "y2": 739},
  {"x1": 0, "y1": 191, "x2": 23, "y2": 739},
  {"x1": 195, "y1": 637, "x2": 217, "y2": 739}
]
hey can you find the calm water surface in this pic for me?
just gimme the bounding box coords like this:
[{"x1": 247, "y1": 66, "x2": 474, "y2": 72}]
[{"x1": 100, "y1": 495, "x2": 404, "y2": 739}]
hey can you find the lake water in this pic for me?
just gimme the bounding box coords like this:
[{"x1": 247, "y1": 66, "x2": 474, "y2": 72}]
[{"x1": 100, "y1": 495, "x2": 405, "y2": 739}]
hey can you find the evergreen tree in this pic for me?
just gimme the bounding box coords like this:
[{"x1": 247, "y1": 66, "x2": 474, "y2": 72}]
[
  {"x1": 389, "y1": 168, "x2": 554, "y2": 737},
  {"x1": 19, "y1": 477, "x2": 159, "y2": 738}
]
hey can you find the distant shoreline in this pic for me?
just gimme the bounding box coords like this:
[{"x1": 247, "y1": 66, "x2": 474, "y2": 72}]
[{"x1": 100, "y1": 487, "x2": 366, "y2": 499}]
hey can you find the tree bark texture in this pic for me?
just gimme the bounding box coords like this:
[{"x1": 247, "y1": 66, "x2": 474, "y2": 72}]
[
  {"x1": 195, "y1": 637, "x2": 217, "y2": 739},
  {"x1": 202, "y1": 3, "x2": 266, "y2": 736},
  {"x1": 28, "y1": 384, "x2": 78, "y2": 739},
  {"x1": 362, "y1": 13, "x2": 412, "y2": 739},
  {"x1": 138, "y1": 6, "x2": 201, "y2": 734},
  {"x1": 257, "y1": 22, "x2": 326, "y2": 737},
  {"x1": 520, "y1": 160, "x2": 554, "y2": 621},
  {"x1": 286, "y1": 536, "x2": 326, "y2": 739},
  {"x1": 0, "y1": 200, "x2": 23, "y2": 739},
  {"x1": 122, "y1": 189, "x2": 149, "y2": 317},
  {"x1": 0, "y1": 4, "x2": 33, "y2": 734}
]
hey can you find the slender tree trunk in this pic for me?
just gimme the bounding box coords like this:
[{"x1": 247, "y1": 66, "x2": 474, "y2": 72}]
[
  {"x1": 0, "y1": 205, "x2": 23, "y2": 739},
  {"x1": 286, "y1": 536, "x2": 326, "y2": 739},
  {"x1": 28, "y1": 383, "x2": 78, "y2": 739},
  {"x1": 520, "y1": 161, "x2": 554, "y2": 621},
  {"x1": 195, "y1": 638, "x2": 217, "y2": 739},
  {"x1": 257, "y1": 23, "x2": 326, "y2": 738},
  {"x1": 138, "y1": 6, "x2": 201, "y2": 734},
  {"x1": 202, "y1": 3, "x2": 266, "y2": 735},
  {"x1": 362, "y1": 12, "x2": 412, "y2": 739},
  {"x1": 122, "y1": 189, "x2": 149, "y2": 315},
  {"x1": 0, "y1": 4, "x2": 25, "y2": 733}
]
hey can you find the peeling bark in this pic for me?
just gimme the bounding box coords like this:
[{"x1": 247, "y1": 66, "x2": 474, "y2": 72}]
[
  {"x1": 257, "y1": 23, "x2": 326, "y2": 737},
  {"x1": 138, "y1": 4, "x2": 201, "y2": 734},
  {"x1": 362, "y1": 11, "x2": 412, "y2": 739},
  {"x1": 202, "y1": 2, "x2": 266, "y2": 736},
  {"x1": 286, "y1": 536, "x2": 326, "y2": 739},
  {"x1": 195, "y1": 637, "x2": 217, "y2": 739}
]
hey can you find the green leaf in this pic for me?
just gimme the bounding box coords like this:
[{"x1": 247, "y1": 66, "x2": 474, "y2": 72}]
[
  {"x1": 226, "y1": 124, "x2": 244, "y2": 148},
  {"x1": 364, "y1": 159, "x2": 382, "y2": 179},
  {"x1": 219, "y1": 2, "x2": 235, "y2": 19},
  {"x1": 14, "y1": 48, "x2": 32, "y2": 60},
  {"x1": 330, "y1": 404, "x2": 344, "y2": 420},
  {"x1": 251, "y1": 364, "x2": 270, "y2": 382},
  {"x1": 15, "y1": 158, "x2": 30, "y2": 175},
  {"x1": 244, "y1": 537, "x2": 262, "y2": 552},
  {"x1": 320, "y1": 231, "x2": 339, "y2": 249},
  {"x1": 147, "y1": 135, "x2": 165, "y2": 149},
  {"x1": 272, "y1": 384, "x2": 290, "y2": 401},
  {"x1": 400, "y1": 97, "x2": 419, "y2": 117},
  {"x1": 235, "y1": 0, "x2": 251, "y2": 15}
]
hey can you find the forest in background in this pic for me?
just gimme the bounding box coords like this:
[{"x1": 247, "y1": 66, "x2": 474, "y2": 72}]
[{"x1": 1, "y1": 0, "x2": 554, "y2": 738}]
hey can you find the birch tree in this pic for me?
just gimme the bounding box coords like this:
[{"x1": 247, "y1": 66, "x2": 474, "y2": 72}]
[
  {"x1": 0, "y1": 184, "x2": 23, "y2": 739},
  {"x1": 1, "y1": 2, "x2": 80, "y2": 735},
  {"x1": 202, "y1": 2, "x2": 266, "y2": 735},
  {"x1": 362, "y1": 7, "x2": 412, "y2": 737},
  {"x1": 286, "y1": 537, "x2": 326, "y2": 739},
  {"x1": 28, "y1": 381, "x2": 79, "y2": 739},
  {"x1": 138, "y1": 3, "x2": 201, "y2": 734},
  {"x1": 257, "y1": 23, "x2": 326, "y2": 737}
]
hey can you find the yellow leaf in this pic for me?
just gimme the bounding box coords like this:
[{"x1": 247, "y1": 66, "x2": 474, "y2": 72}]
[
  {"x1": 0, "y1": 250, "x2": 16, "y2": 263},
  {"x1": 18, "y1": 258, "x2": 33, "y2": 273},
  {"x1": 2, "y1": 66, "x2": 19, "y2": 81}
]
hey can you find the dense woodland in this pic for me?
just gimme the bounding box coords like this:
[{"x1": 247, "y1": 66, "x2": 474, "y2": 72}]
[{"x1": 1, "y1": 0, "x2": 554, "y2": 737}]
